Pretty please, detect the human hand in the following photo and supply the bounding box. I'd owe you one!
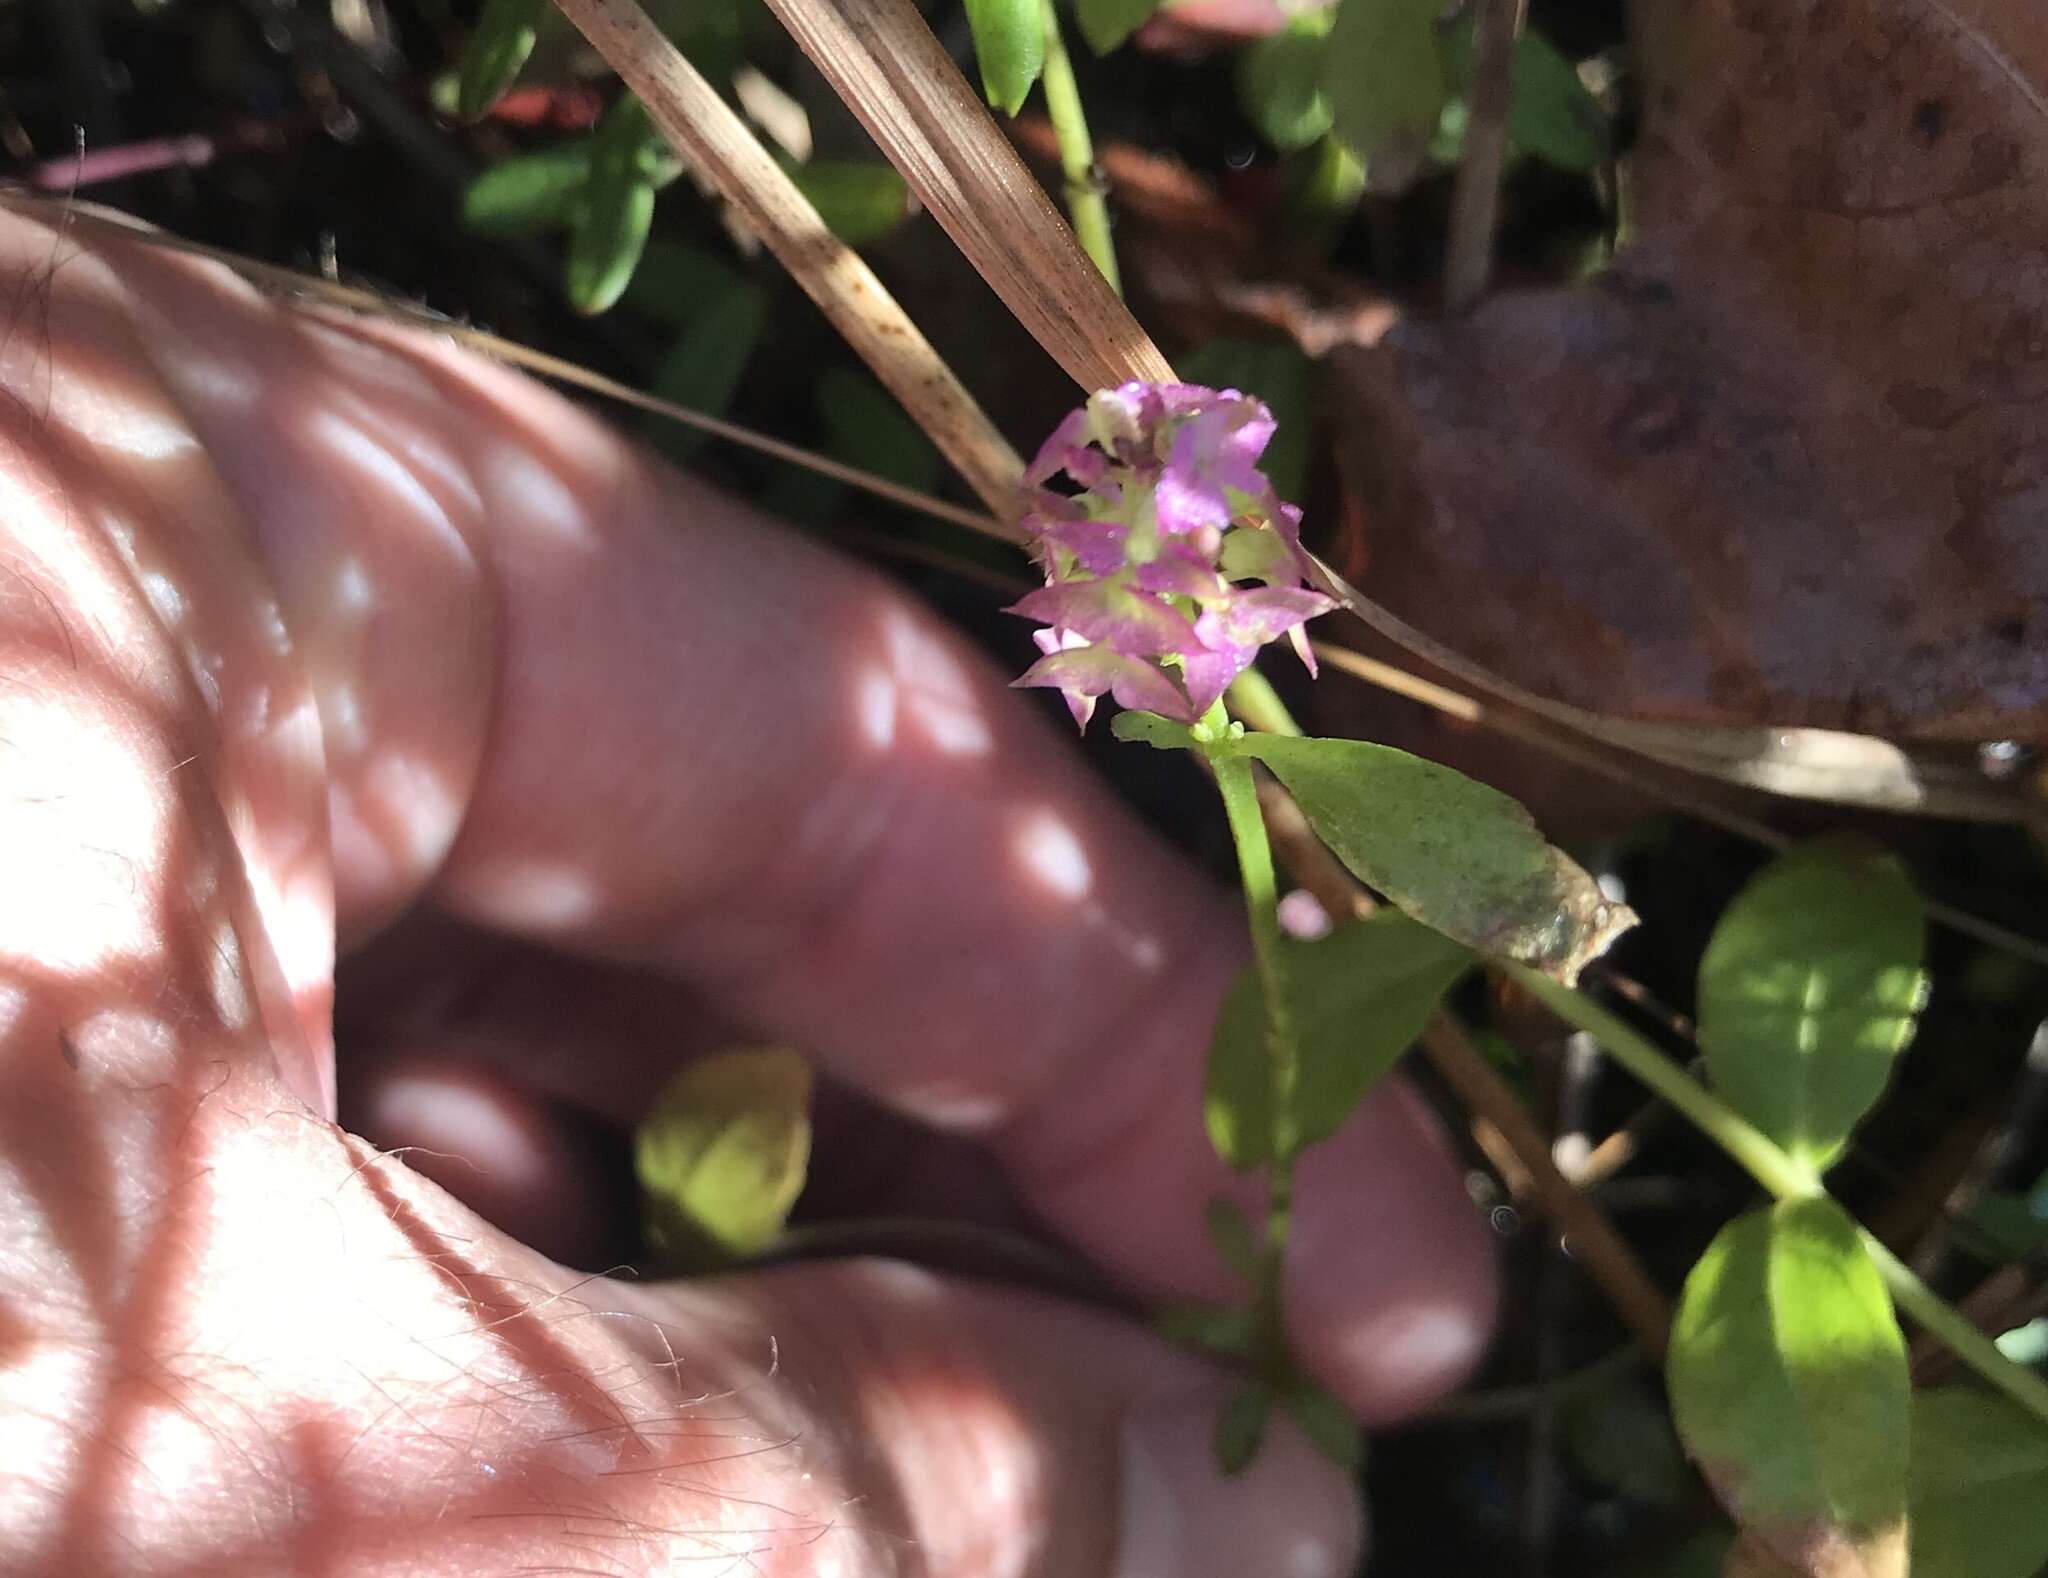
[0,203,1493,1577]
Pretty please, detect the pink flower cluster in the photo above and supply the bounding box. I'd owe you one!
[1010,382,1334,730]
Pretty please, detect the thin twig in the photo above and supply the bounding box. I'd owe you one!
[1422,1015,1675,1354]
[1443,0,1524,313]
[1312,559,2048,837]
[755,0,1173,389]
[551,0,1029,519]
[1910,1021,2048,1276]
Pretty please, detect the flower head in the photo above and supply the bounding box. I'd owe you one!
[1009,382,1334,729]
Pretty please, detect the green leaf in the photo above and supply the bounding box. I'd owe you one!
[644,277,768,461]
[1505,29,1610,170]
[1076,0,1161,55]
[1156,1298,1257,1356]
[1178,337,1314,498]
[1439,22,1609,171]
[1562,1374,1688,1508]
[1110,710,1199,751]
[1283,1383,1364,1471]
[1213,1383,1272,1474]
[1290,133,1368,225]
[1696,840,1928,1172]
[1666,1198,1910,1578]
[1205,910,1472,1169]
[567,97,661,315]
[1320,0,1446,188]
[455,0,544,123]
[964,0,1045,116]
[1634,1530,1736,1578]
[1238,13,1335,152]
[1203,1197,1261,1281]
[785,159,912,247]
[1961,1188,2048,1261]
[461,142,593,234]
[622,241,748,327]
[1909,1388,2048,1578]
[636,1046,814,1265]
[816,367,941,492]
[1222,734,1634,981]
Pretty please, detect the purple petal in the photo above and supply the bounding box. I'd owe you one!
[1168,397,1276,498]
[1035,514,1130,577]
[1179,643,1257,718]
[1155,464,1231,535]
[1025,409,1090,485]
[1014,646,1193,727]
[1132,549,1229,603]
[1086,383,1161,463]
[1009,580,1203,659]
[1287,621,1318,675]
[1195,585,1337,652]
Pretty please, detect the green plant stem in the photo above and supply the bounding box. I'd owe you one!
[1036,0,1121,293]
[1506,965,1820,1203]
[1508,961,2048,1428]
[1225,668,1300,737]
[1862,1233,2048,1423]
[1205,727,1299,1372]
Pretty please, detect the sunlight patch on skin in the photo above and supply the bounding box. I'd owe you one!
[68,1008,179,1082]
[2,492,181,713]
[320,679,367,756]
[150,348,258,412]
[137,568,186,630]
[880,610,993,760]
[304,411,469,564]
[851,1312,1046,1578]
[77,405,198,465]
[891,1083,1008,1133]
[445,858,600,932]
[108,1392,292,1561]
[252,597,291,660]
[0,981,25,1042]
[355,752,464,869]
[0,1338,93,1554]
[205,918,253,1034]
[0,692,172,977]
[482,444,589,547]
[854,667,896,751]
[332,557,376,616]
[1012,809,1092,902]
[1331,1304,1487,1401]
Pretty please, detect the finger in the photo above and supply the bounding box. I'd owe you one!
[34,207,1496,1416]
[343,1044,633,1269]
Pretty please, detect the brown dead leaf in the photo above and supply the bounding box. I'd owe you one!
[1328,0,2048,744]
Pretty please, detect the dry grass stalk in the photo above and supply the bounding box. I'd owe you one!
[1443,0,1525,313]
[758,0,1175,390]
[552,0,1029,526]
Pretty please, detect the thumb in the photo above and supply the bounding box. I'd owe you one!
[617,1258,1367,1578]
[345,1019,1367,1578]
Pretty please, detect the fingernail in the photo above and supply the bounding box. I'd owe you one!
[1117,1389,1364,1578]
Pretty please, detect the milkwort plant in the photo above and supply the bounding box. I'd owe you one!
[1002,379,2048,1578]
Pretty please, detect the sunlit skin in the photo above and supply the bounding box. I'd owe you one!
[0,203,1494,1577]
